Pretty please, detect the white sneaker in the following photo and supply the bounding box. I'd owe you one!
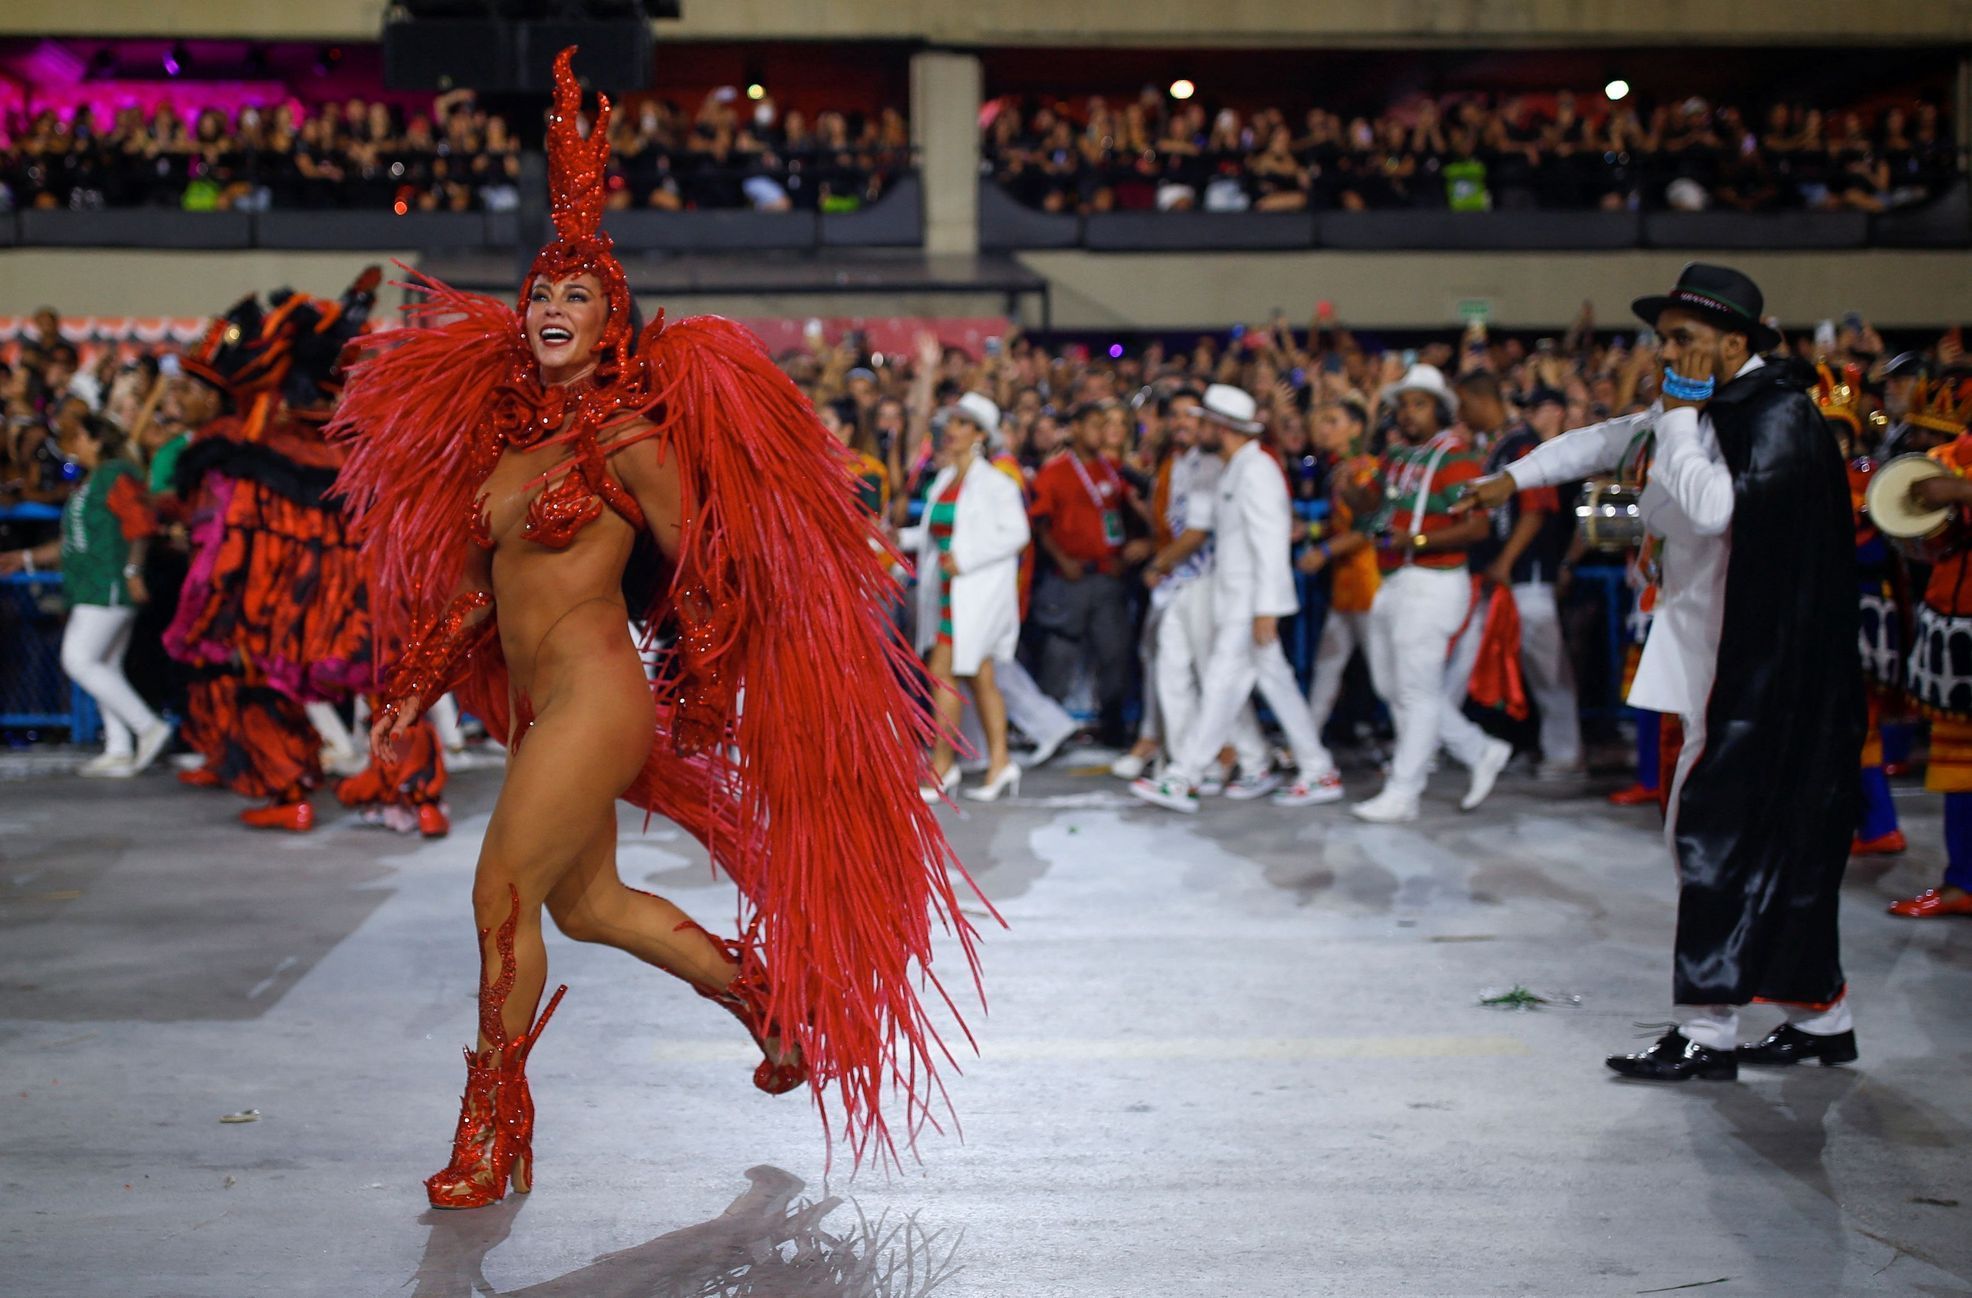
[129,720,176,774]
[1461,739,1514,811]
[1129,774,1199,814]
[169,751,206,771]
[78,752,135,778]
[1274,771,1345,807]
[1351,789,1420,823]
[1110,751,1151,781]
[1224,770,1283,801]
[1196,762,1229,798]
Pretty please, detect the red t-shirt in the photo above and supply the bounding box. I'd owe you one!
[1031,451,1128,570]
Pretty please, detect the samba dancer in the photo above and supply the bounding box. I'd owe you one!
[1461,263,1863,1078]
[332,51,987,1208]
[1885,378,1972,919]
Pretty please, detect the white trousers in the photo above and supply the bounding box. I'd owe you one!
[959,653,1077,758]
[1368,566,1483,802]
[1170,613,1328,785]
[1439,594,1503,771]
[305,702,357,755]
[60,603,161,758]
[1154,578,1223,764]
[1513,582,1582,767]
[1438,578,1588,767]
[1306,607,1373,737]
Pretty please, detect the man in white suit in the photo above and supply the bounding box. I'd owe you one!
[1131,385,1338,813]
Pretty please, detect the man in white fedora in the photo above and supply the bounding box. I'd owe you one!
[1131,384,1338,812]
[1348,363,1513,822]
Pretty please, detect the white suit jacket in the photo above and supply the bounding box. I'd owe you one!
[900,456,1031,675]
[1509,357,1756,717]
[1208,440,1300,623]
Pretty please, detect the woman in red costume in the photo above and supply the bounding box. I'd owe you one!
[332,50,988,1210]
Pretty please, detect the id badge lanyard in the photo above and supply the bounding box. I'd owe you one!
[1071,452,1125,548]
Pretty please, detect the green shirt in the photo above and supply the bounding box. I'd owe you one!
[60,459,146,608]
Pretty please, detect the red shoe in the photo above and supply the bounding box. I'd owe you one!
[1607,783,1658,807]
[1888,888,1972,919]
[239,801,315,832]
[427,885,568,1210]
[417,803,451,838]
[1850,829,1907,857]
[178,767,222,788]
[679,920,809,1095]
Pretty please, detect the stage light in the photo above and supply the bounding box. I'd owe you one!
[1605,79,1631,102]
[163,43,186,78]
[1169,79,1195,101]
[1109,343,1125,359]
[746,83,766,101]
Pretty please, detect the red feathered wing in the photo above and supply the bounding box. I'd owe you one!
[328,269,520,664]
[621,314,992,1167]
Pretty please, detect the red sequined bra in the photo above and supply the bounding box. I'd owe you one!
[467,373,654,551]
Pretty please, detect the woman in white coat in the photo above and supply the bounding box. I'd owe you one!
[902,393,1031,802]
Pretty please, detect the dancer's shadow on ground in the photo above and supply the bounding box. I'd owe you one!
[407,1164,963,1298]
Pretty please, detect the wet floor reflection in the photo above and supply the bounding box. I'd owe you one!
[408,1165,963,1297]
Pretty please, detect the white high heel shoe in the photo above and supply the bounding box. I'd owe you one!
[919,765,961,804]
[963,763,1022,803]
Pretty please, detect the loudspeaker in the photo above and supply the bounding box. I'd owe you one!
[516,20,653,92]
[383,19,513,91]
[384,16,652,92]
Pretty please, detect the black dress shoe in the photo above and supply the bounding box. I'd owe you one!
[1736,1024,1858,1068]
[1606,1029,1738,1082]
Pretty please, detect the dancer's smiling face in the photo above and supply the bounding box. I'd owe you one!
[525,273,606,384]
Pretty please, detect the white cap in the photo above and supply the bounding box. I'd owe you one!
[951,391,1001,435]
[1199,383,1263,434]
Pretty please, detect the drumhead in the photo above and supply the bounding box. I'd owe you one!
[1867,453,1952,539]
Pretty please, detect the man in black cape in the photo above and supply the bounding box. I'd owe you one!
[1462,263,1863,1079]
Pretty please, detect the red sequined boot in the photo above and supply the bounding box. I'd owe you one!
[426,886,567,1210]
[678,920,808,1095]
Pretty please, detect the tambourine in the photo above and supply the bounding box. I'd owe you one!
[1576,481,1645,553]
[1865,452,1957,560]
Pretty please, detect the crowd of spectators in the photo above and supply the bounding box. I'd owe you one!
[0,295,1952,763]
[0,89,911,215]
[782,301,1941,753]
[987,90,1958,216]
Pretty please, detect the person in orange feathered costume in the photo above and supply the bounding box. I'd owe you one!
[330,49,990,1210]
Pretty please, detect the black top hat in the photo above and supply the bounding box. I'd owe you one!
[1632,262,1781,353]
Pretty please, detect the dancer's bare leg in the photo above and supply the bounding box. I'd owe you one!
[966,657,1012,779]
[545,806,738,991]
[544,806,795,1067]
[927,643,963,779]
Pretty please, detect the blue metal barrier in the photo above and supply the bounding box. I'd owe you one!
[0,572,100,739]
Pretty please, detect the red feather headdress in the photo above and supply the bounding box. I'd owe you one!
[518,47,636,386]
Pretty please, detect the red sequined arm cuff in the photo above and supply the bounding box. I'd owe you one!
[379,590,496,724]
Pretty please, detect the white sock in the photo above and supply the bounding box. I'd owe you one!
[1676,1005,1738,1049]
[1785,994,1853,1036]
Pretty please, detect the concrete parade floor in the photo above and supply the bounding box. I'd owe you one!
[1,752,1969,1297]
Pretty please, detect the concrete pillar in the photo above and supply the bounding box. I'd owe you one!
[910,50,982,257]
